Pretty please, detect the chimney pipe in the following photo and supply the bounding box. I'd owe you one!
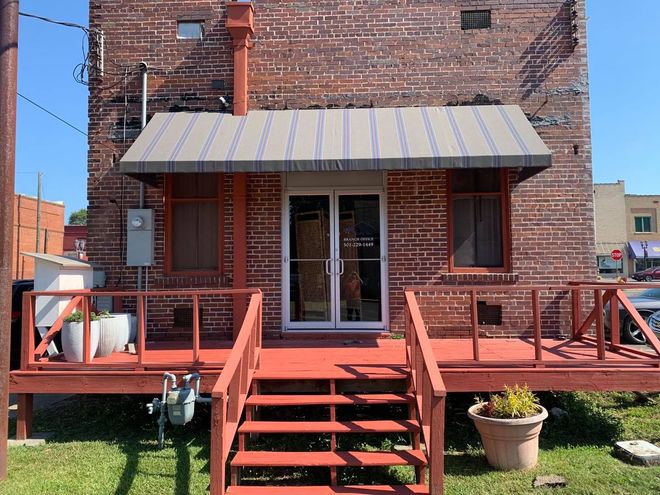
[226,1,255,116]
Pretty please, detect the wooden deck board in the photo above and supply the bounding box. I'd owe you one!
[227,486,429,494]
[11,338,660,394]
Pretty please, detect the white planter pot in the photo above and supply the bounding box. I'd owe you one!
[110,313,131,352]
[128,315,137,343]
[62,320,100,363]
[96,317,118,357]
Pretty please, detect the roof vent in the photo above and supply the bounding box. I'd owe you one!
[461,10,491,30]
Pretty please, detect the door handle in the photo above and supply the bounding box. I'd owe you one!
[325,259,332,275]
[338,259,345,276]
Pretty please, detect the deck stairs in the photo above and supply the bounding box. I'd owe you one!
[226,366,429,495]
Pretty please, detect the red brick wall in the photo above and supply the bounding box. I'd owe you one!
[12,195,65,280]
[88,0,595,339]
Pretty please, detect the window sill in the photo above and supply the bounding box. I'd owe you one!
[154,274,229,289]
[442,272,519,284]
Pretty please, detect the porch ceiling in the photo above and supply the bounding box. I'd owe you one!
[119,105,551,175]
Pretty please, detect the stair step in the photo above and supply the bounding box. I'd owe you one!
[246,393,415,407]
[231,450,427,467]
[239,420,420,434]
[253,369,409,381]
[227,485,429,494]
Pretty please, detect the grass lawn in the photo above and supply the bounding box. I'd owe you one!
[2,391,659,494]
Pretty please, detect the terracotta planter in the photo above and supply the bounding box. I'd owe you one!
[468,403,548,470]
[62,320,100,363]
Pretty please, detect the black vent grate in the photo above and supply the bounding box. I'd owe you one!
[461,10,492,30]
[477,301,502,325]
[173,307,203,329]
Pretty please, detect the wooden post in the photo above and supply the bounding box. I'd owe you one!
[532,289,543,362]
[610,290,621,347]
[192,294,200,363]
[233,173,248,339]
[21,293,34,369]
[82,296,91,364]
[137,295,146,366]
[571,288,579,337]
[429,395,445,495]
[470,290,480,361]
[16,394,33,441]
[594,289,606,360]
[210,396,226,495]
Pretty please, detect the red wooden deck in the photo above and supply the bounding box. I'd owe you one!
[9,284,660,495]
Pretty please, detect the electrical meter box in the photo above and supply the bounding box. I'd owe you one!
[127,209,154,266]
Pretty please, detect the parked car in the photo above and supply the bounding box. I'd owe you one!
[605,287,660,345]
[11,279,34,370]
[648,310,660,341]
[630,266,660,282]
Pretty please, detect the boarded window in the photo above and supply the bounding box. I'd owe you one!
[166,174,223,274]
[449,170,508,271]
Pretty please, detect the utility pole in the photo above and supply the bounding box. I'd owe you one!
[35,171,42,252]
[0,0,20,480]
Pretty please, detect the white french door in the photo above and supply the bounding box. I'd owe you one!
[283,190,387,331]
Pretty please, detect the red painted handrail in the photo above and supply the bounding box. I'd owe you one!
[404,289,446,495]
[209,291,262,495]
[31,296,82,361]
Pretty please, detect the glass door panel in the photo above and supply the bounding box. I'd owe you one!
[336,194,382,325]
[288,195,333,325]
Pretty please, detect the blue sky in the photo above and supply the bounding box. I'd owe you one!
[13,1,660,218]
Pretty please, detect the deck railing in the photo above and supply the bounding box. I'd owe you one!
[404,289,447,495]
[209,290,262,495]
[21,288,260,369]
[407,284,660,367]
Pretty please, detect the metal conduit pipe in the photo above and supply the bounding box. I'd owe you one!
[137,62,148,291]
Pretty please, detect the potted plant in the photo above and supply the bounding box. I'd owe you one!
[96,310,117,358]
[468,384,548,470]
[62,311,100,363]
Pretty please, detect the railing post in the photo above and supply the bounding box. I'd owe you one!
[429,395,445,495]
[21,293,34,369]
[193,294,200,363]
[82,296,91,364]
[137,295,146,366]
[210,395,227,495]
[594,289,606,360]
[470,290,480,361]
[610,290,620,346]
[532,289,543,363]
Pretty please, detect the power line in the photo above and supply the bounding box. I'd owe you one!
[19,11,90,33]
[17,92,87,137]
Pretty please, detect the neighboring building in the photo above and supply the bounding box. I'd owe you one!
[625,193,660,273]
[12,194,65,279]
[594,181,660,277]
[594,181,627,277]
[63,225,88,260]
[88,1,595,339]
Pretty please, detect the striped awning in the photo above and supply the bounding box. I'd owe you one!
[119,105,551,174]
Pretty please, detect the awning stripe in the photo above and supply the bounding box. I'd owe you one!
[197,113,225,171]
[420,107,442,168]
[168,113,201,172]
[497,105,532,167]
[284,110,300,171]
[120,105,552,174]
[472,106,501,168]
[445,107,470,168]
[138,113,176,167]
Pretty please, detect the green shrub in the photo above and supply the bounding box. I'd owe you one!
[478,385,541,419]
[64,311,100,323]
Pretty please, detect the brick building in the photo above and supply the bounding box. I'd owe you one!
[12,194,65,280]
[88,0,595,339]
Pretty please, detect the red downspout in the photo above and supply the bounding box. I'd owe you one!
[226,1,254,117]
[226,2,254,337]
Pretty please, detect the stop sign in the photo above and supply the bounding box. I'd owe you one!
[610,249,623,261]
